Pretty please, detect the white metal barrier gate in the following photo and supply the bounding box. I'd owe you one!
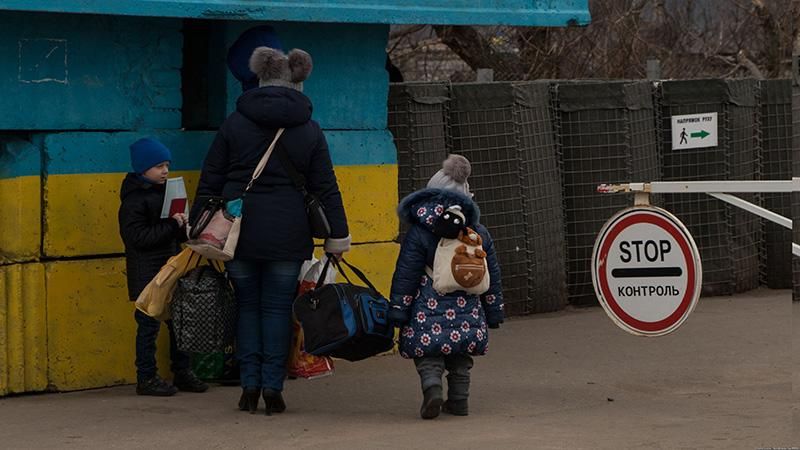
[597,178,799,256]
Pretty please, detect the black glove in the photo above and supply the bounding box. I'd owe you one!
[388,306,410,328]
[486,311,504,330]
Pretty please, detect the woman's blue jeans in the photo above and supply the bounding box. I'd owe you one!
[226,259,302,391]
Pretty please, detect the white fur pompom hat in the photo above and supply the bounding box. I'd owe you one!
[427,154,472,196]
[249,47,313,91]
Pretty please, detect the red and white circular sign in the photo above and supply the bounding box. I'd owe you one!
[591,206,702,337]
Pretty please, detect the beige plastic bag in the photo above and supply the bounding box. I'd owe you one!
[135,248,203,321]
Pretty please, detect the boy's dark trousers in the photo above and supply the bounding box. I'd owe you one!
[414,354,473,400]
[134,309,191,382]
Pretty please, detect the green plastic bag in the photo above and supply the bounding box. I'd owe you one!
[192,345,239,384]
[192,352,224,381]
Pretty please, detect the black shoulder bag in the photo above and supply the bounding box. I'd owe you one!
[274,144,332,239]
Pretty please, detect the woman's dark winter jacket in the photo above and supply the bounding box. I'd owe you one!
[118,174,185,301]
[193,86,349,261]
[390,188,504,359]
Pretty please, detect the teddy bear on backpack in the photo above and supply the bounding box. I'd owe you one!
[426,206,490,295]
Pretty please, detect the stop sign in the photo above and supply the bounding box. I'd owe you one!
[591,206,702,336]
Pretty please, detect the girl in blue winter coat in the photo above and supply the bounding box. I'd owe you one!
[389,154,504,420]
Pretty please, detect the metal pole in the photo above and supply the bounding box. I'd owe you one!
[476,68,494,82]
[598,179,798,194]
[707,193,791,229]
[646,59,661,80]
[597,178,800,256]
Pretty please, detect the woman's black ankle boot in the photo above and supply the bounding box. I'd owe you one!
[238,387,260,414]
[262,388,286,416]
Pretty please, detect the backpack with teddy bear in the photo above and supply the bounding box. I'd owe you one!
[425,206,490,295]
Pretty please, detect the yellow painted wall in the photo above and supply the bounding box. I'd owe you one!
[43,165,397,257]
[335,164,398,244]
[39,242,398,394]
[317,242,400,295]
[3,163,399,395]
[0,176,41,264]
[0,263,47,395]
[45,258,171,391]
[43,171,200,257]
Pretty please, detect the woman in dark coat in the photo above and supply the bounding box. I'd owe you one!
[193,47,350,414]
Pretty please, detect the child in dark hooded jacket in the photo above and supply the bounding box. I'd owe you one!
[389,154,504,419]
[119,137,208,396]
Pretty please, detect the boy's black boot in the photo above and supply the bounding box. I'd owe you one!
[419,385,444,420]
[173,370,209,393]
[442,399,469,416]
[136,375,178,396]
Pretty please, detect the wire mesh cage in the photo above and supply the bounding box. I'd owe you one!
[389,77,788,313]
[512,82,568,313]
[659,79,762,296]
[793,83,800,302]
[389,81,568,316]
[758,79,792,289]
[388,83,450,241]
[554,81,660,306]
[446,83,531,315]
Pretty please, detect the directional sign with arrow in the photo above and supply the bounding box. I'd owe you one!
[671,112,718,150]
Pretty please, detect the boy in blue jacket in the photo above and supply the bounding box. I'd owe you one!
[389,155,504,419]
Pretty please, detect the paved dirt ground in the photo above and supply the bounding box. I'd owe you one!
[0,288,794,449]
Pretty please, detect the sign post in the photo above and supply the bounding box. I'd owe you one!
[591,206,702,336]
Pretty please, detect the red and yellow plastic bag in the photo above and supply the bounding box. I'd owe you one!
[288,256,337,379]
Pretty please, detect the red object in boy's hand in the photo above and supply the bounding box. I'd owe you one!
[169,198,187,217]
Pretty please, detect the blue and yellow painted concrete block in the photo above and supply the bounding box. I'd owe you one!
[0,136,41,264]
[0,263,47,395]
[42,130,398,257]
[0,12,182,131]
[42,131,212,257]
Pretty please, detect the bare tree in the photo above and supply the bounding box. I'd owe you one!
[393,0,797,81]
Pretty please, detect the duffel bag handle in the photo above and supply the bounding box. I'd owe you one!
[315,255,335,288]
[314,254,381,296]
[332,256,382,296]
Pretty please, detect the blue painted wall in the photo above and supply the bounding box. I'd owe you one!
[0,136,40,179]
[41,129,396,176]
[0,1,591,26]
[0,11,182,130]
[217,22,390,130]
[0,12,390,132]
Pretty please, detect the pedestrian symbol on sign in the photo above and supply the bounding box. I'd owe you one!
[671,112,718,150]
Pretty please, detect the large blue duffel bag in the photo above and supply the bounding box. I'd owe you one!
[293,257,394,362]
